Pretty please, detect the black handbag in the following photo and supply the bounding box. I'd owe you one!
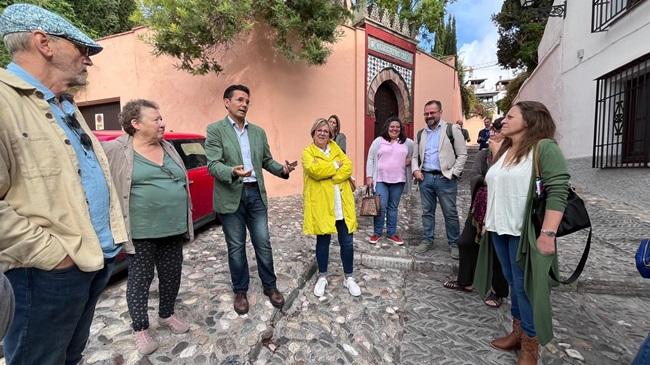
[531,142,591,285]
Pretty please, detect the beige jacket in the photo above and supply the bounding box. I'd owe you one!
[0,69,128,273]
[101,134,194,253]
[411,120,468,179]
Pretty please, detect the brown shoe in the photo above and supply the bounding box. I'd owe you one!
[233,292,249,315]
[517,333,539,365]
[263,288,285,309]
[491,319,522,351]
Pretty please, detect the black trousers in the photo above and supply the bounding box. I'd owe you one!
[457,241,509,297]
[126,235,184,331]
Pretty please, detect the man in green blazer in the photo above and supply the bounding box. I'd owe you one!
[205,84,296,315]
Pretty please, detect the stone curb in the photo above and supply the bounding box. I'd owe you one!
[360,253,650,298]
[247,261,318,363]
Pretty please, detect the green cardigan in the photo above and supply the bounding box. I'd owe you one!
[205,117,288,214]
[474,139,569,345]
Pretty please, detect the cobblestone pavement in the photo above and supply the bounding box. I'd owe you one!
[73,157,650,365]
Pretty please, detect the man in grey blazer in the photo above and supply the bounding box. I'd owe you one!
[205,84,296,315]
[411,100,467,258]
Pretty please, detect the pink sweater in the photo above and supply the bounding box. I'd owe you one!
[376,140,408,183]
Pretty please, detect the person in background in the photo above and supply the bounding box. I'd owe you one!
[365,117,414,246]
[328,114,347,153]
[0,4,129,364]
[303,118,360,298]
[443,118,508,309]
[477,117,491,150]
[475,101,570,365]
[103,99,193,355]
[456,120,471,143]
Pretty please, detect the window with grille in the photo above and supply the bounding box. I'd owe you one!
[593,53,650,168]
[591,0,645,33]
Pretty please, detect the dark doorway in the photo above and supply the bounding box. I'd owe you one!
[79,101,121,131]
[374,82,399,138]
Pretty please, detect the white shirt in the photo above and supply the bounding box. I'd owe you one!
[484,150,533,236]
[320,145,344,220]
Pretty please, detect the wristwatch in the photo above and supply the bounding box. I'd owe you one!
[540,229,556,238]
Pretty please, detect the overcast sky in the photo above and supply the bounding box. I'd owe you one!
[446,0,517,90]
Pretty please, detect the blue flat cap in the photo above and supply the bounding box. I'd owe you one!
[0,3,102,56]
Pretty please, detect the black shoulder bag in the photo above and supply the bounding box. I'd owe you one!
[531,142,591,285]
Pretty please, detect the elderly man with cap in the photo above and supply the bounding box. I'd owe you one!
[0,4,128,365]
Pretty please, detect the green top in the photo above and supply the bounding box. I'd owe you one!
[129,151,188,239]
[474,139,569,345]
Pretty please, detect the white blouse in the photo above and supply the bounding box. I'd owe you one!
[484,149,533,236]
[320,145,344,221]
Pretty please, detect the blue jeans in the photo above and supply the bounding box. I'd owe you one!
[219,186,277,293]
[490,232,536,337]
[632,332,650,365]
[373,182,405,236]
[3,259,114,365]
[419,173,460,247]
[316,220,354,275]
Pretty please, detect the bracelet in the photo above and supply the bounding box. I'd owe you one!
[540,229,556,237]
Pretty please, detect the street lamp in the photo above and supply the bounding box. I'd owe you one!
[520,0,567,18]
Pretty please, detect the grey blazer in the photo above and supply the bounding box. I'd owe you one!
[101,134,194,254]
[411,120,468,179]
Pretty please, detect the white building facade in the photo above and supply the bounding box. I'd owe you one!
[516,0,649,167]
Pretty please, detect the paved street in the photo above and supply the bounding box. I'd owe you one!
[65,157,649,364]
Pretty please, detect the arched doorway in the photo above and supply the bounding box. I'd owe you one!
[374,82,399,138]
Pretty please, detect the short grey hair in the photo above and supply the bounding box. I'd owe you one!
[3,32,32,55]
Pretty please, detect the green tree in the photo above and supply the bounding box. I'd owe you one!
[1,0,136,66]
[138,0,351,75]
[431,15,455,57]
[492,0,551,111]
[68,0,136,38]
[370,0,451,36]
[492,0,551,70]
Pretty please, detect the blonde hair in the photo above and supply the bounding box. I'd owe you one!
[310,118,333,139]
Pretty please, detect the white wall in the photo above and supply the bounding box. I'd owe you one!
[517,0,650,159]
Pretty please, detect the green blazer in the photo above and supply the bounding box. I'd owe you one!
[205,117,288,214]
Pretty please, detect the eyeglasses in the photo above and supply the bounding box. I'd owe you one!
[50,35,91,57]
[160,165,182,183]
[63,115,94,151]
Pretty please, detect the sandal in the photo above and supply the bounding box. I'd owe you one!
[443,280,473,292]
[484,291,503,308]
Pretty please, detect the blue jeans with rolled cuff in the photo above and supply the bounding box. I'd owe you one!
[373,182,405,237]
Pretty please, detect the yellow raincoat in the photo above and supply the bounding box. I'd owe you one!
[302,141,357,235]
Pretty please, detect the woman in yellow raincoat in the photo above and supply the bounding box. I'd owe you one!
[302,118,360,298]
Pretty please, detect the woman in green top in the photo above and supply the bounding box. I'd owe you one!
[479,101,569,365]
[103,100,193,355]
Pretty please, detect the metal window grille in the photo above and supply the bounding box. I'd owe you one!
[593,53,650,168]
[592,0,645,32]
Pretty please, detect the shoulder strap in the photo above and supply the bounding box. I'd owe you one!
[447,123,457,158]
[417,129,423,145]
[550,228,591,285]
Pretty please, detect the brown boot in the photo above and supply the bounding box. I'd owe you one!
[517,333,539,365]
[491,319,521,351]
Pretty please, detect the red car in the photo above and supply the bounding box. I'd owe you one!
[94,130,216,273]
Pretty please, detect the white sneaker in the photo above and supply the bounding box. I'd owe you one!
[313,277,328,297]
[343,277,361,297]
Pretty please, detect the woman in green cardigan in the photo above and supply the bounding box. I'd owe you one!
[476,101,569,365]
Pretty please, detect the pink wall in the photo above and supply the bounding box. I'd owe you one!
[412,51,462,134]
[77,26,461,197]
